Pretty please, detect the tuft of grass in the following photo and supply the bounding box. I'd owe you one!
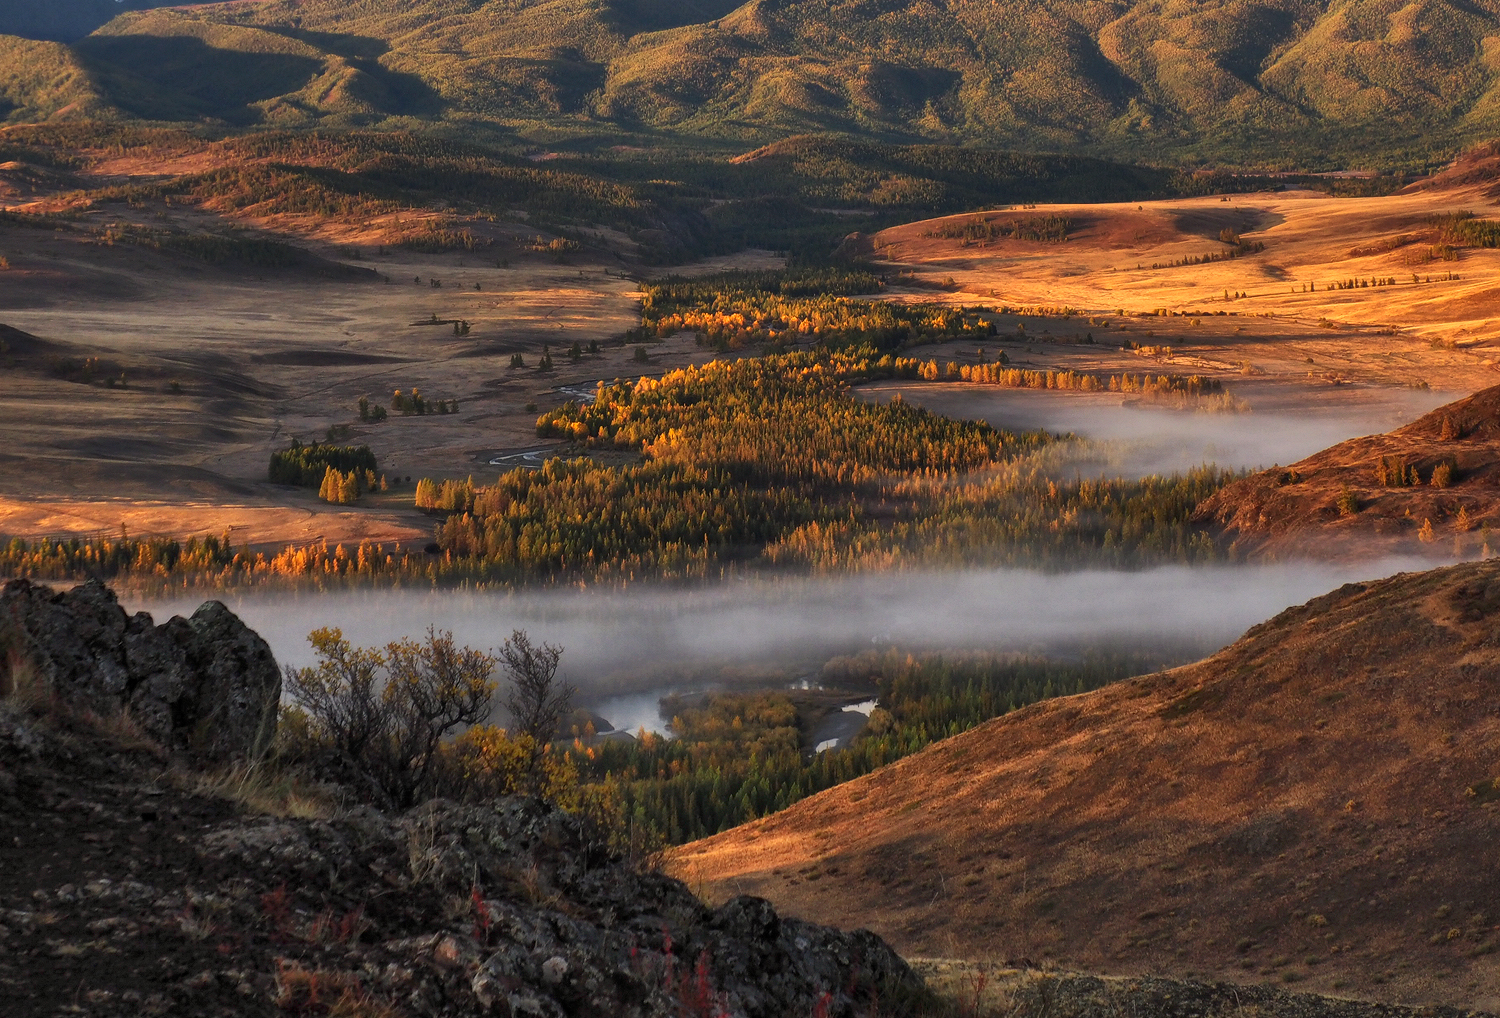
[86,705,168,758]
[0,648,170,757]
[171,758,338,819]
[0,641,48,709]
[274,960,400,1017]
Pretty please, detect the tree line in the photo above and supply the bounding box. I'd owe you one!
[636,282,992,352]
[423,350,1230,580]
[925,213,1072,245]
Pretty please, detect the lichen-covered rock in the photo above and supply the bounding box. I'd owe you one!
[0,578,278,760]
[200,797,923,1018]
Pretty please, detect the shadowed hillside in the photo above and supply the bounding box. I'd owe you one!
[671,559,1500,1008]
[1197,385,1500,558]
[2,0,1498,163]
[0,123,1242,262]
[0,1,235,43]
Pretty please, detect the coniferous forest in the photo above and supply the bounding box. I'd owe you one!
[568,649,1165,844]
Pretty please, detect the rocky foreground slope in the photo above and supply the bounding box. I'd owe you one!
[1196,385,1500,559]
[0,579,919,1018]
[671,559,1500,1009]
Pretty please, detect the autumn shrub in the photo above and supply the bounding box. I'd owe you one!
[274,960,400,1017]
[284,627,496,809]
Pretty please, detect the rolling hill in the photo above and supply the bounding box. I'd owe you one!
[1196,384,1500,559]
[0,36,106,124]
[1,0,1498,165]
[0,1,234,44]
[670,558,1500,1007]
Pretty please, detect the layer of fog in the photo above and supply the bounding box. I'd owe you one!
[859,383,1455,478]
[128,556,1445,733]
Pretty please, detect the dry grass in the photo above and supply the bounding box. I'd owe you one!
[1197,384,1500,557]
[405,806,442,883]
[168,757,339,820]
[0,641,47,710]
[84,704,169,758]
[867,177,1500,395]
[275,960,401,1018]
[0,497,431,552]
[0,638,333,817]
[0,649,171,758]
[0,192,663,546]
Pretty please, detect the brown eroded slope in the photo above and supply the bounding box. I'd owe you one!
[1197,385,1500,558]
[671,560,1500,1009]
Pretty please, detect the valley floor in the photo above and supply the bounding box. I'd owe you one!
[3,148,1500,559]
[5,166,1498,554]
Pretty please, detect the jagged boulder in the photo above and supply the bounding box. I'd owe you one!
[0,578,278,760]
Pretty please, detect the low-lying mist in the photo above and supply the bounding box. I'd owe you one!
[861,383,1454,478]
[128,557,1444,730]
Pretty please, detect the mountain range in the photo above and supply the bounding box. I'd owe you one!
[3,0,1499,166]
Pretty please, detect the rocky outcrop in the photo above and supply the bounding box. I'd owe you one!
[0,699,924,1018]
[194,798,919,1018]
[0,578,278,761]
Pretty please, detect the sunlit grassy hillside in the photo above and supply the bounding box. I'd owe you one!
[0,36,106,123]
[2,0,1498,165]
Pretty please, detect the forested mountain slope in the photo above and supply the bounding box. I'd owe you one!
[1,0,1498,164]
[671,559,1500,1007]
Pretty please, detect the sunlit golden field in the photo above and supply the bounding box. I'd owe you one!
[868,169,1500,394]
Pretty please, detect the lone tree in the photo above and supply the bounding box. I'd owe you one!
[500,629,573,766]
